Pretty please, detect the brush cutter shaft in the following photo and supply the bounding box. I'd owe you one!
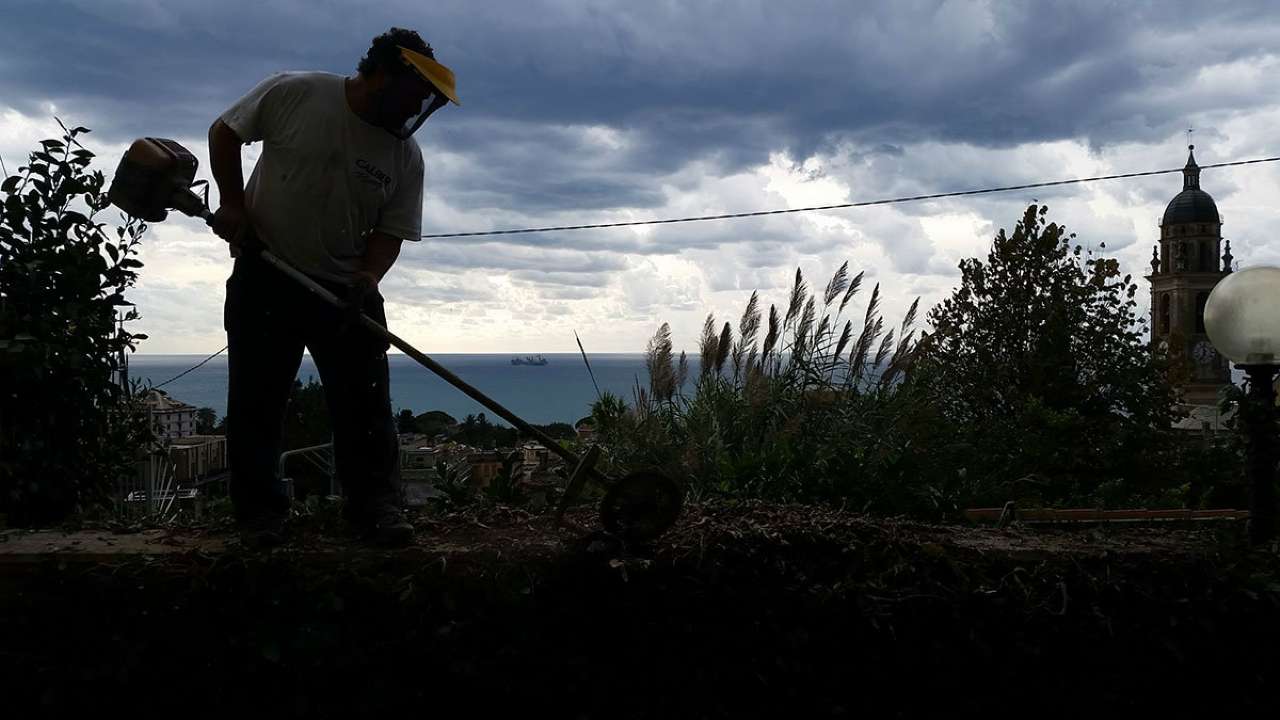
[237,238,600,481]
[358,310,593,475]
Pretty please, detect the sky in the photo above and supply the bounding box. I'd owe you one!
[3,0,1280,354]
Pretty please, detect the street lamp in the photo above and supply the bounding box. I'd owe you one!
[1204,266,1280,544]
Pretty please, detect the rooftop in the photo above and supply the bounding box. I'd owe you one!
[140,388,197,413]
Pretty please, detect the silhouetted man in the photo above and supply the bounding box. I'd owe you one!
[207,27,460,547]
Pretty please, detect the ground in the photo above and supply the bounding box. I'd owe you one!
[1,502,1277,717]
[0,501,1236,560]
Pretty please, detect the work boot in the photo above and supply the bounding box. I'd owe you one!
[236,513,288,550]
[349,503,414,547]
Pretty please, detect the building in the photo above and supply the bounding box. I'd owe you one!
[1146,145,1234,408]
[466,450,506,489]
[140,389,198,441]
[574,417,596,442]
[520,443,553,472]
[122,391,226,508]
[395,436,563,503]
[169,435,229,485]
[399,435,442,484]
[126,433,227,508]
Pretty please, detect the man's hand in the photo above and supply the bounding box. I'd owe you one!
[210,204,254,258]
[338,270,380,335]
[350,270,379,299]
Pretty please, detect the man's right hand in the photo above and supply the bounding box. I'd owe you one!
[210,204,252,257]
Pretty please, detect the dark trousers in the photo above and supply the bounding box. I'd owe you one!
[224,252,400,521]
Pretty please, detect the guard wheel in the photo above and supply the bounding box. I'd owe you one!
[599,470,683,543]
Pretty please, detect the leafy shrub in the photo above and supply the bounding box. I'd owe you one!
[432,457,475,508]
[0,122,150,526]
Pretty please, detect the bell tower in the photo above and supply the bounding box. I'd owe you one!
[1147,145,1233,406]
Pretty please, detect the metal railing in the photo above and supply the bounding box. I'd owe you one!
[277,442,336,498]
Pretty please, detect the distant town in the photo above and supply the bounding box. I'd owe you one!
[127,387,589,516]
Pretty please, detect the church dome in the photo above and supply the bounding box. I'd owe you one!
[1163,188,1219,226]
[1162,146,1219,227]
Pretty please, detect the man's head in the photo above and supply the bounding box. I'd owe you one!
[357,28,459,139]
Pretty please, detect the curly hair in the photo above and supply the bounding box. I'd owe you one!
[357,27,434,77]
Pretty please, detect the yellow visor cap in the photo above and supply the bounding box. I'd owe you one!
[399,46,460,106]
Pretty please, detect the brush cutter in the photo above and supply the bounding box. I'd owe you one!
[107,137,683,543]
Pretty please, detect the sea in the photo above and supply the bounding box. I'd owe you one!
[128,353,663,425]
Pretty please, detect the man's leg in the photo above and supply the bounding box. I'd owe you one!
[225,255,306,526]
[307,290,408,542]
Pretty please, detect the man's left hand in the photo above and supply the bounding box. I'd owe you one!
[339,270,380,334]
[352,270,379,293]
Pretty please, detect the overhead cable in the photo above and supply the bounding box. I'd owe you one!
[420,156,1280,240]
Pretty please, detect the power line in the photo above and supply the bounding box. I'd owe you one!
[157,154,1280,381]
[419,156,1280,240]
[152,345,227,389]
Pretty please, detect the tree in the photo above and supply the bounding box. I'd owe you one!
[282,376,332,450]
[912,204,1181,506]
[277,376,333,500]
[196,407,219,435]
[416,410,457,437]
[395,408,418,434]
[454,412,525,448]
[533,422,575,440]
[0,123,151,525]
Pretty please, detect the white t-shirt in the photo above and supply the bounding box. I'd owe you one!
[219,71,424,284]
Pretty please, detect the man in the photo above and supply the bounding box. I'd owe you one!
[207,28,460,547]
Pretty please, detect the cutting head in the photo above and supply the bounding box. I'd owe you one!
[600,471,684,543]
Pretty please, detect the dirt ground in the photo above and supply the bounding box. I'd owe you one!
[0,501,1243,565]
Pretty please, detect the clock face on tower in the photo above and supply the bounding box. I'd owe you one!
[1193,340,1216,364]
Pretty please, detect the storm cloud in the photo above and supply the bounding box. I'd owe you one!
[2,0,1279,352]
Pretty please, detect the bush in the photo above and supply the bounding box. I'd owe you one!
[0,122,150,526]
[590,262,951,514]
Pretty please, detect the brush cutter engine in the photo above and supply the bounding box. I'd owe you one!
[107,138,210,223]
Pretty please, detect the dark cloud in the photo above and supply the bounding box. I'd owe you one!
[4,0,1277,224]
[429,119,667,212]
[3,0,1274,338]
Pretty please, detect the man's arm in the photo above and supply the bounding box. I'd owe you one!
[207,119,250,252]
[339,231,403,330]
[208,72,291,252]
[208,119,246,210]
[361,231,404,283]
[366,145,422,283]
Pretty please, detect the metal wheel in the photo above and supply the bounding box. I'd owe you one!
[599,471,684,543]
